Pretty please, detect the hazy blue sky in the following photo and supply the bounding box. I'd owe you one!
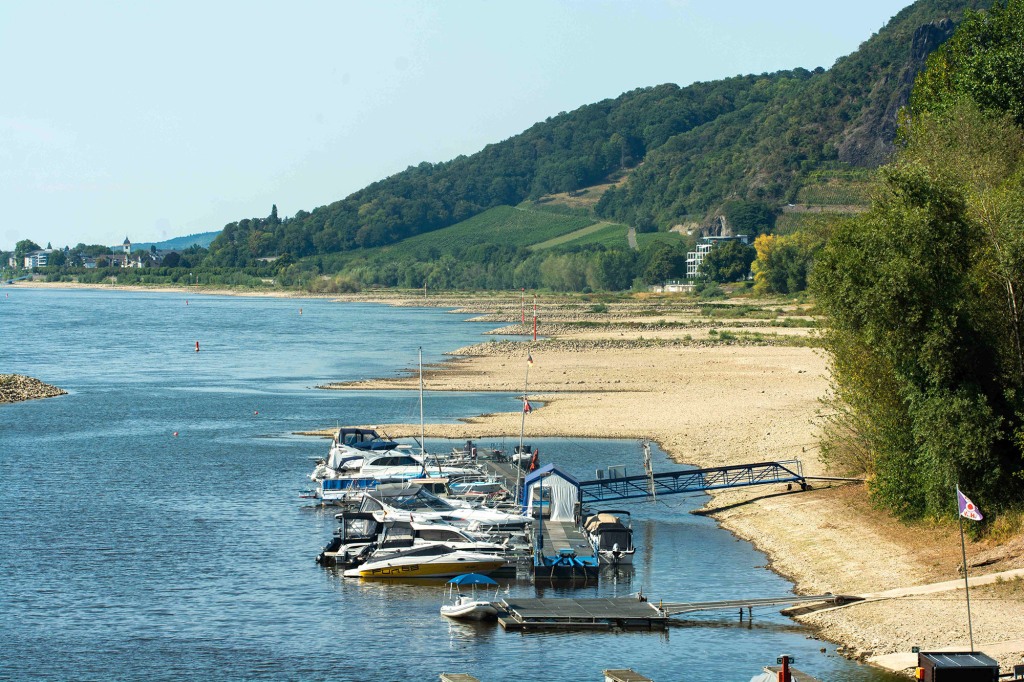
[2,1,914,251]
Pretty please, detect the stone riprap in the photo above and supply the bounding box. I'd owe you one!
[0,374,67,404]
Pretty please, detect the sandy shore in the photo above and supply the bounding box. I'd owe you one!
[320,292,1023,674]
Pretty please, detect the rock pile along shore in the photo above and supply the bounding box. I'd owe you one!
[0,374,67,404]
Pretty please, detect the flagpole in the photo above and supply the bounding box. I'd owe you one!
[533,295,537,341]
[958,507,975,651]
[516,357,530,511]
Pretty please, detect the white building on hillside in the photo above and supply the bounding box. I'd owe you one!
[686,235,750,279]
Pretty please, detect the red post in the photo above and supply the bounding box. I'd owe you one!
[778,655,791,682]
[521,288,525,325]
[533,295,537,341]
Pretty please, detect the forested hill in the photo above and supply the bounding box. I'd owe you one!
[206,0,989,267]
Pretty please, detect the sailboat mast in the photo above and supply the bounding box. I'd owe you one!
[419,347,425,457]
[520,361,529,452]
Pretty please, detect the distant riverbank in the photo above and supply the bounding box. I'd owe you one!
[0,374,66,404]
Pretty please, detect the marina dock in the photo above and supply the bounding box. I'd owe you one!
[494,594,846,632]
[533,519,600,579]
[497,597,669,630]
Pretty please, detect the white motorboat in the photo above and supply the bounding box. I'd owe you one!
[583,510,635,566]
[310,427,403,481]
[356,452,479,480]
[362,484,531,531]
[440,573,500,620]
[448,478,504,496]
[342,544,506,579]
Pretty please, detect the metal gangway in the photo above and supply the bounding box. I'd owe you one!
[578,459,806,504]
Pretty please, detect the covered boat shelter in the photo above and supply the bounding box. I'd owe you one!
[521,464,581,521]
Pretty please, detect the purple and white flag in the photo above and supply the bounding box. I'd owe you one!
[957,487,983,522]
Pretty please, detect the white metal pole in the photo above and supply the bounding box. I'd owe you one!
[959,512,975,650]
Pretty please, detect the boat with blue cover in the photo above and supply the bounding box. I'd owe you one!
[440,573,500,620]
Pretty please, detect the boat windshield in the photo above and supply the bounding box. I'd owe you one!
[386,488,454,512]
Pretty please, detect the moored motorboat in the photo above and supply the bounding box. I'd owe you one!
[310,427,403,481]
[343,544,506,579]
[583,510,635,566]
[448,479,504,495]
[440,573,499,620]
[361,483,531,531]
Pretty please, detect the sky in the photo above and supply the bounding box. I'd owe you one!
[1,0,916,252]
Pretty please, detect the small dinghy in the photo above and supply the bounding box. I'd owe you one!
[440,573,499,621]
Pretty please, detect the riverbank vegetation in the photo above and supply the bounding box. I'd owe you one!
[813,0,1024,522]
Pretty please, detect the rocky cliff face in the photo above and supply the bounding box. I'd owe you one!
[838,18,957,167]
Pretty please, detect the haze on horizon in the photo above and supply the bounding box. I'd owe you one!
[2,0,913,252]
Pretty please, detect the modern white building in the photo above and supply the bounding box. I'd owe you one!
[685,235,750,279]
[23,249,53,268]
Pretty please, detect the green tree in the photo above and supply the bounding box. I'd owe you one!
[722,200,777,236]
[641,242,685,283]
[751,231,823,294]
[699,240,755,282]
[813,101,1024,518]
[14,239,41,263]
[912,0,1024,126]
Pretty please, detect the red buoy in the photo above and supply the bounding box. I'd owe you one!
[173,431,179,437]
[195,341,200,352]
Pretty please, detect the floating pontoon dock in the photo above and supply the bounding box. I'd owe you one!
[498,597,668,630]
[495,593,846,632]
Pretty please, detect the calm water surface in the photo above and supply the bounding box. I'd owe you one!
[0,288,900,681]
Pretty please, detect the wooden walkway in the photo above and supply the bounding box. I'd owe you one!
[479,458,521,494]
[534,519,599,579]
[494,594,846,632]
[498,597,668,630]
[659,594,843,616]
[761,666,820,682]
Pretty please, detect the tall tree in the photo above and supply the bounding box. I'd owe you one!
[813,93,1024,518]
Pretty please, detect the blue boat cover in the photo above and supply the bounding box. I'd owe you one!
[447,573,498,586]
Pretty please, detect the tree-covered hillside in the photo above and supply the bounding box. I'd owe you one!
[205,0,988,270]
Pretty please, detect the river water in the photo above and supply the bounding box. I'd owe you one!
[0,288,900,681]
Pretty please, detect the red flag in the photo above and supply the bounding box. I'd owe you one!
[527,352,534,366]
[523,398,532,413]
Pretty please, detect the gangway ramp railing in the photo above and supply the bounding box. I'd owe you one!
[579,460,806,504]
[657,593,840,617]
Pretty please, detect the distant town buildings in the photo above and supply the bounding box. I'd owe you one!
[6,237,180,271]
